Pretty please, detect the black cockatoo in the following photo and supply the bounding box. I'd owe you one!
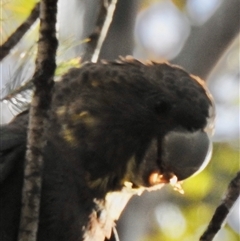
[0,57,215,241]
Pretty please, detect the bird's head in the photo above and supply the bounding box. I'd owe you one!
[51,56,215,195]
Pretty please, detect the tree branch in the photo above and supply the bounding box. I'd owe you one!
[172,0,240,79]
[200,171,240,241]
[18,0,58,240]
[81,0,118,63]
[0,3,40,61]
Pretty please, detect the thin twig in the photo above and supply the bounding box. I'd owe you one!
[0,3,40,61]
[200,171,240,241]
[1,78,33,102]
[113,226,120,241]
[82,0,118,63]
[18,0,58,240]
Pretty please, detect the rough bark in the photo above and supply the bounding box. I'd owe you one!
[18,0,58,240]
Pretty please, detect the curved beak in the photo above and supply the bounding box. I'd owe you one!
[161,129,213,181]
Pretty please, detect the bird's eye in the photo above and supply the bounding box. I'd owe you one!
[155,100,171,114]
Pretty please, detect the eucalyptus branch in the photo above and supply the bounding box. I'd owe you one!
[18,0,58,240]
[82,0,118,63]
[200,171,240,241]
[0,3,40,61]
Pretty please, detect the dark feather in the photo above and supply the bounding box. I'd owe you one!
[0,58,215,241]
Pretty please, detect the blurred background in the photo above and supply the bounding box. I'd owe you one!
[1,0,239,240]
